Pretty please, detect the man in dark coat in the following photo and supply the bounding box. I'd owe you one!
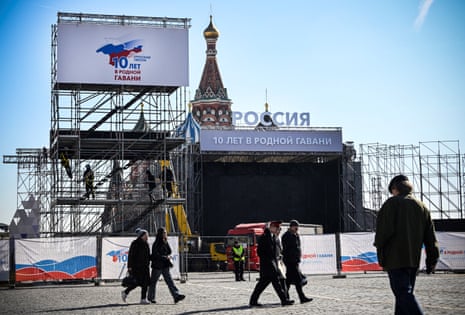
[121,228,151,304]
[375,175,439,314]
[249,221,294,307]
[282,219,312,304]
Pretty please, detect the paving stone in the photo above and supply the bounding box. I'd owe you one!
[1,272,464,315]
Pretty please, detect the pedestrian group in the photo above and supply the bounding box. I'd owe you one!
[122,227,185,305]
[122,174,439,314]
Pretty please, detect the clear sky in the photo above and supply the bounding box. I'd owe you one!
[0,0,464,225]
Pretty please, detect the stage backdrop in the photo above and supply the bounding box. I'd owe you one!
[340,232,382,272]
[101,236,180,280]
[15,237,97,282]
[300,234,337,274]
[0,240,9,281]
[201,160,341,236]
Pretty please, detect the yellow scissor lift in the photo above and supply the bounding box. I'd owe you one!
[161,160,226,279]
[160,160,191,282]
[160,160,191,236]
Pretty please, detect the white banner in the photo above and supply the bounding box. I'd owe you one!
[200,129,342,153]
[340,232,382,272]
[300,234,337,275]
[57,23,189,87]
[0,240,9,281]
[420,232,465,271]
[102,236,180,280]
[15,237,97,282]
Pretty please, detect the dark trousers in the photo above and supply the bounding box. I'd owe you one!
[387,268,423,315]
[85,183,94,199]
[250,274,287,304]
[148,267,180,301]
[124,283,148,300]
[285,263,307,301]
[285,278,306,301]
[234,260,244,280]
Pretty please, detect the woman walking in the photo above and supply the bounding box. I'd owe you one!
[121,228,151,304]
[148,227,186,304]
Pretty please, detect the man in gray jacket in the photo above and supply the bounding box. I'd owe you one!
[375,175,439,315]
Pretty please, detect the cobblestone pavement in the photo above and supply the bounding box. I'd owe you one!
[1,272,464,315]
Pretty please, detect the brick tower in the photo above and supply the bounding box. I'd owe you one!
[191,16,232,126]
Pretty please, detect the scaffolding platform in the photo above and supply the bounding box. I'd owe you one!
[54,130,185,160]
[54,197,185,206]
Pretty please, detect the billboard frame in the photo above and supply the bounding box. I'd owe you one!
[53,12,191,92]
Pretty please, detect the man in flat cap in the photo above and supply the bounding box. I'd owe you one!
[282,219,312,304]
[375,175,439,314]
[249,220,294,307]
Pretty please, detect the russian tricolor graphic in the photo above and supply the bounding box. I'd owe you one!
[341,251,382,272]
[16,256,97,281]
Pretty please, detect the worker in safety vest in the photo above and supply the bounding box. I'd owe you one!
[83,164,95,199]
[232,240,245,281]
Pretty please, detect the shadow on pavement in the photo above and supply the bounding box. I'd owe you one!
[178,303,283,314]
[43,303,127,312]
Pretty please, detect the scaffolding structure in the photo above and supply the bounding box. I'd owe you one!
[41,12,192,236]
[4,12,463,238]
[341,142,366,232]
[3,149,51,237]
[360,140,464,220]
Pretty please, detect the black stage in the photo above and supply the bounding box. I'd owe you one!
[199,158,342,236]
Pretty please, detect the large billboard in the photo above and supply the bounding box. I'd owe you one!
[200,129,342,153]
[57,23,189,88]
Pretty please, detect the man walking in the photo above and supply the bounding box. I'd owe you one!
[249,220,294,307]
[282,219,312,304]
[375,175,439,315]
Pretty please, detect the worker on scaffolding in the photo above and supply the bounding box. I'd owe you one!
[146,169,157,203]
[83,164,95,199]
[59,148,72,179]
[160,166,174,198]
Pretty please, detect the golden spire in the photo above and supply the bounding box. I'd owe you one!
[203,15,219,39]
[264,89,269,112]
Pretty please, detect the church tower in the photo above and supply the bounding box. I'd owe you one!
[191,16,232,126]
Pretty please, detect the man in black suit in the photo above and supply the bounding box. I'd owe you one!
[249,220,294,307]
[282,219,313,304]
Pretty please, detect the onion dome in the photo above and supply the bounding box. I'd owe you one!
[133,103,150,132]
[203,15,219,39]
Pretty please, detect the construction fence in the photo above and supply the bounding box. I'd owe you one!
[0,232,464,285]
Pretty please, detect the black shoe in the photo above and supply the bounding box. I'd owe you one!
[249,302,263,307]
[149,300,156,304]
[174,294,185,303]
[241,278,246,281]
[281,299,295,306]
[300,297,313,304]
[285,290,290,300]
